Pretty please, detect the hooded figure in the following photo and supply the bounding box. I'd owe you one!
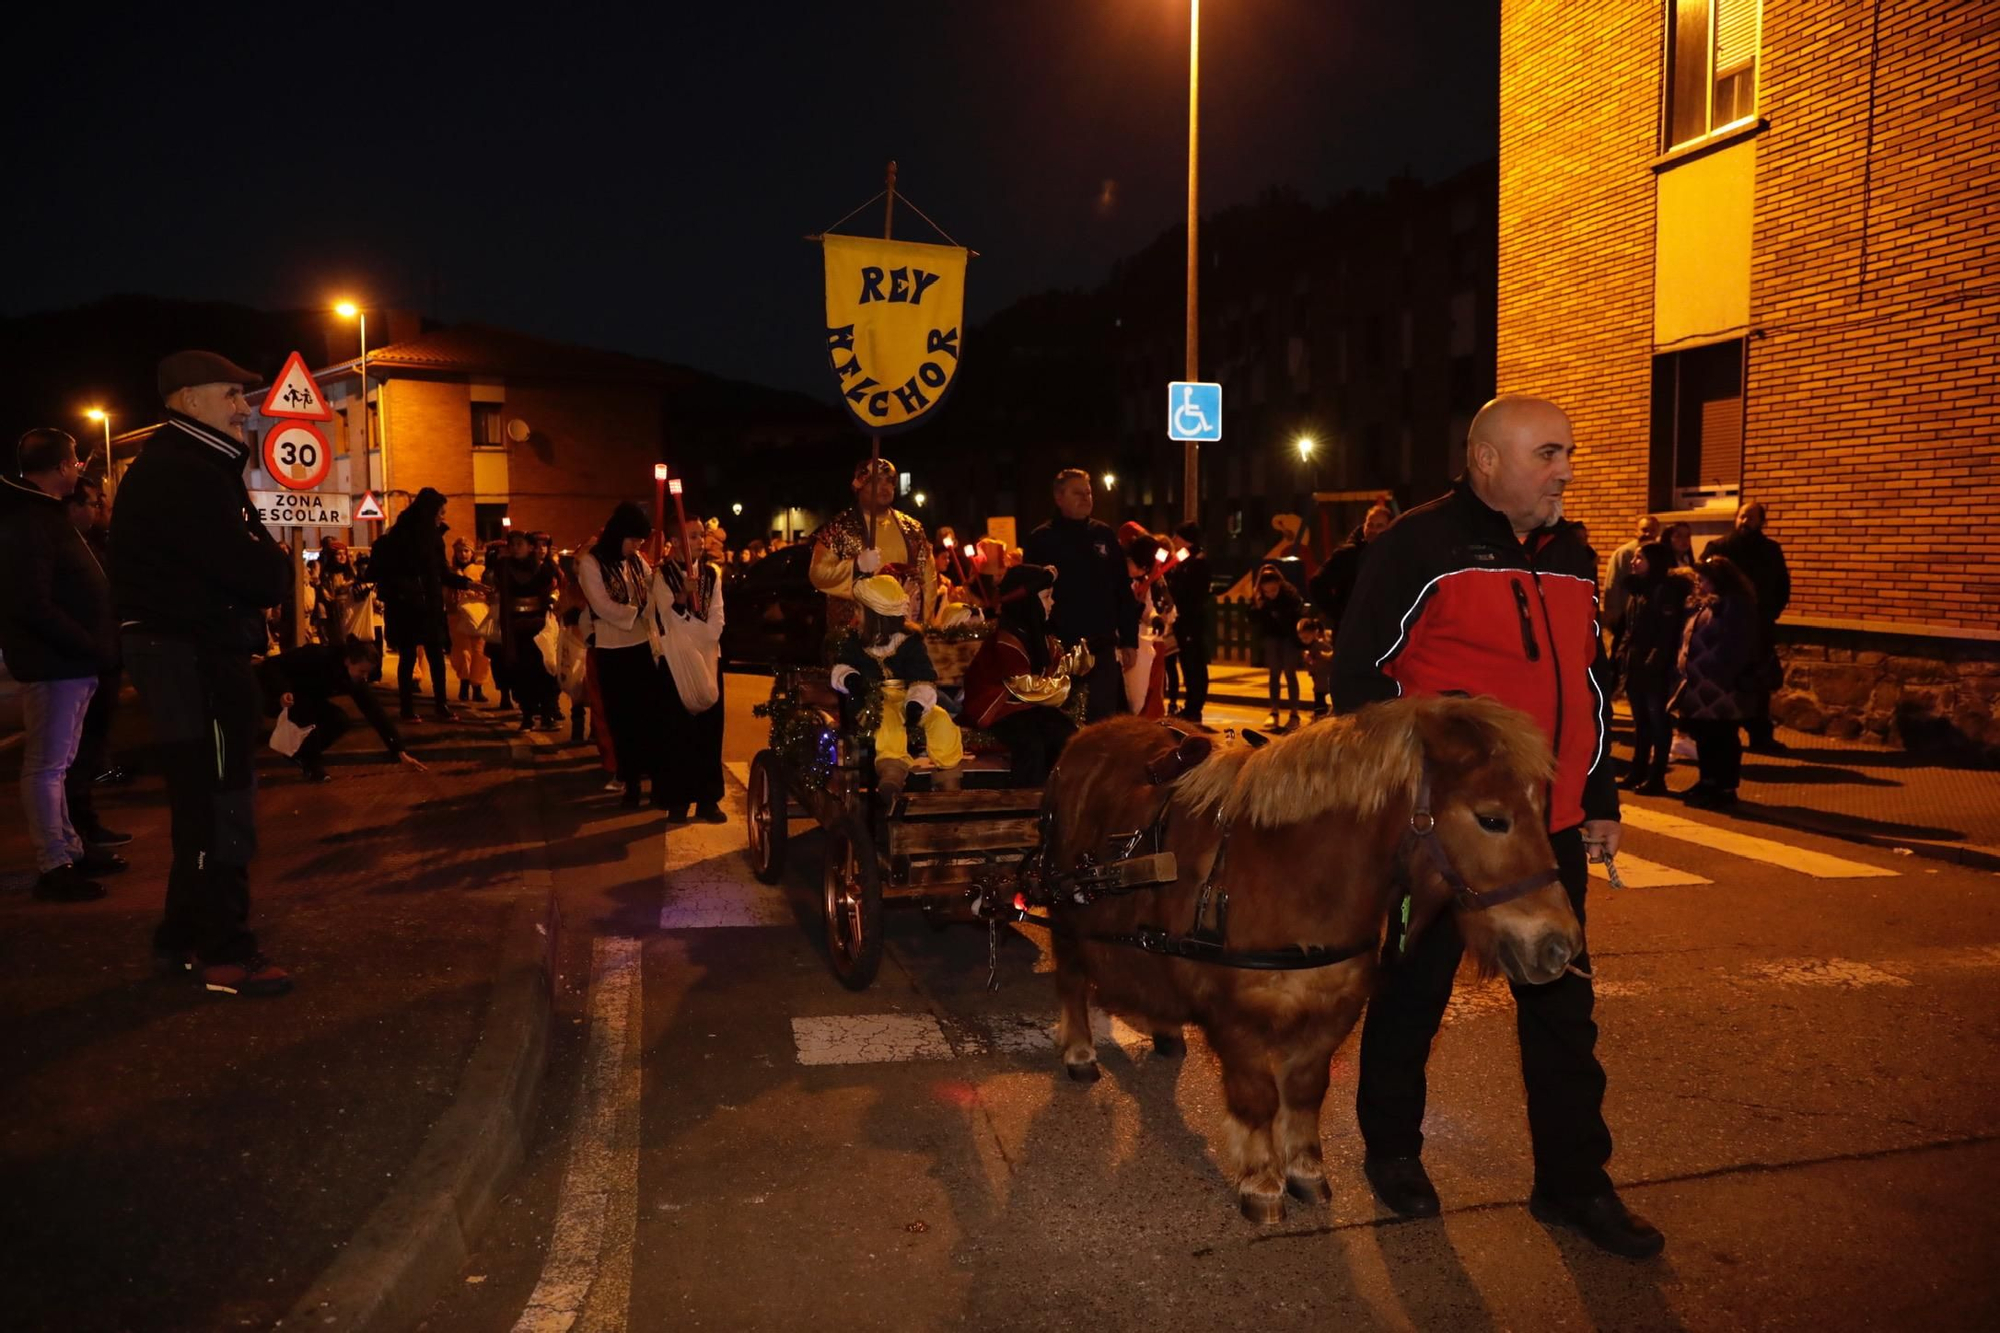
[368,487,476,720]
[961,563,1087,785]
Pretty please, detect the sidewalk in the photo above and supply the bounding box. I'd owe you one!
[0,681,556,1333]
[1201,660,2000,868]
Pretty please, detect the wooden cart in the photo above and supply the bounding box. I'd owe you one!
[745,638,1049,990]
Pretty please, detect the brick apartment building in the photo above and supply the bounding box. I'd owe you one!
[1499,0,1999,752]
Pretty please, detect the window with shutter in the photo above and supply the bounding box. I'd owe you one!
[1651,338,1745,506]
[1663,0,1760,149]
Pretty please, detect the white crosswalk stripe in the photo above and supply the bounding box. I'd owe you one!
[1620,805,1898,879]
[1590,850,1711,887]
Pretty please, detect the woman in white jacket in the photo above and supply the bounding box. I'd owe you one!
[579,503,664,808]
[648,517,727,823]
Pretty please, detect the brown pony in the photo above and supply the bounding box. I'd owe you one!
[1041,695,1583,1222]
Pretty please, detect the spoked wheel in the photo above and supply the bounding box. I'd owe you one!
[747,750,787,884]
[822,821,884,990]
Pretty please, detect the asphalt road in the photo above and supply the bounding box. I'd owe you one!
[419,673,2000,1332]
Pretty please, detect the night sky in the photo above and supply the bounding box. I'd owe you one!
[10,1,1497,399]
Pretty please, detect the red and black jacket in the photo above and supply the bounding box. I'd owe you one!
[1331,479,1618,833]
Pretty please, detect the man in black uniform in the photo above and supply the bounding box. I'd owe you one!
[113,350,295,998]
[1021,469,1138,723]
[1332,394,1663,1258]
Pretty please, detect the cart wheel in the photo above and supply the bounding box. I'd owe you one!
[823,822,885,990]
[747,750,787,884]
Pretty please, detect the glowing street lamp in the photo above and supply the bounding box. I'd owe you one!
[1102,472,1117,491]
[913,491,928,508]
[1296,435,1316,461]
[336,300,372,479]
[732,502,744,516]
[83,407,111,469]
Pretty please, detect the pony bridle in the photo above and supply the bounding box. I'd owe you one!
[1404,763,1561,912]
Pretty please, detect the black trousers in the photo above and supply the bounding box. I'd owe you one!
[660,667,724,807]
[122,633,261,964]
[1626,685,1673,783]
[396,639,449,715]
[64,664,122,832]
[990,706,1077,786]
[1356,826,1613,1197]
[505,629,560,720]
[1684,717,1744,790]
[1167,640,1211,722]
[288,695,351,769]
[1080,638,1127,724]
[596,644,665,788]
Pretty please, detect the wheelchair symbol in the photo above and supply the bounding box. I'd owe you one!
[1175,387,1212,436]
[1167,381,1221,441]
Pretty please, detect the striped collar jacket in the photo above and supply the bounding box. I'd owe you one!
[1330,478,1618,833]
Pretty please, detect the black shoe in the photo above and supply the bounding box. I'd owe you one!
[1617,771,1643,790]
[433,706,457,723]
[1633,777,1668,796]
[72,849,128,877]
[1529,1189,1666,1259]
[81,823,133,848]
[1676,780,1713,804]
[1688,786,1738,810]
[471,686,488,703]
[459,680,471,703]
[33,864,106,903]
[664,805,691,823]
[1362,1155,1441,1218]
[92,764,131,786]
[694,802,727,825]
[152,945,194,977]
[301,763,332,783]
[620,784,643,809]
[400,707,421,722]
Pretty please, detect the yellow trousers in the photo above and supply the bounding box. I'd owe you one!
[449,631,490,686]
[873,681,962,769]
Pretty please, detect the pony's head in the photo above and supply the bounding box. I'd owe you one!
[1173,696,1581,985]
[1400,697,1581,985]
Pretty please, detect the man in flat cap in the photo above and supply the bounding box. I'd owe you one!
[111,350,295,997]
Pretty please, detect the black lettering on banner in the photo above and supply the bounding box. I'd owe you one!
[858,268,886,303]
[893,377,931,414]
[918,360,946,389]
[833,357,865,381]
[926,327,960,360]
[843,376,880,405]
[910,270,941,305]
[868,391,890,418]
[827,324,856,352]
[888,267,911,301]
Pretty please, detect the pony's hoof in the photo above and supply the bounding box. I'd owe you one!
[1064,1058,1101,1083]
[1285,1171,1333,1206]
[1238,1189,1287,1224]
[1151,1031,1187,1058]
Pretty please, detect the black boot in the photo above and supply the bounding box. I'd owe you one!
[459,679,471,703]
[1529,1190,1665,1258]
[1362,1156,1441,1218]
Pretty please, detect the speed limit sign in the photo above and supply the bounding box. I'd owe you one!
[263,421,332,491]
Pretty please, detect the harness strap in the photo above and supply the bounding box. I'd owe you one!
[1406,764,1562,912]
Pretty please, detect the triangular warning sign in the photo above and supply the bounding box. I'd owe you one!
[354,490,385,521]
[261,350,334,421]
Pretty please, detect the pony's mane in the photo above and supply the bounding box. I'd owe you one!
[1173,695,1555,829]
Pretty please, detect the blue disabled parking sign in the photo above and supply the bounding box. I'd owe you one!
[1167,381,1222,442]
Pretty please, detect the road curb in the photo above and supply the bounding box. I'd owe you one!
[282,733,562,1331]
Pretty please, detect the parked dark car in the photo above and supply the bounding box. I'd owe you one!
[721,544,825,670]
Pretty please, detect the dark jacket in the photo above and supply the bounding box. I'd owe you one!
[1308,530,1371,635]
[1246,578,1304,648]
[0,475,112,681]
[1617,545,1695,700]
[1707,526,1790,626]
[1022,515,1140,649]
[1331,477,1617,833]
[1163,550,1211,650]
[256,644,403,755]
[108,412,292,655]
[494,555,558,646]
[371,513,472,649]
[1671,592,1759,721]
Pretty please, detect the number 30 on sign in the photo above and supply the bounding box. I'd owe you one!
[263,421,331,491]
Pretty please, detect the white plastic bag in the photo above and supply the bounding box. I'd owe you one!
[268,707,315,758]
[648,566,723,714]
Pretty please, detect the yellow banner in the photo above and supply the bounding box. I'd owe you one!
[823,235,967,433]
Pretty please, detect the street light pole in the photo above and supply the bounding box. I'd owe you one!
[84,408,111,469]
[1182,0,1201,525]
